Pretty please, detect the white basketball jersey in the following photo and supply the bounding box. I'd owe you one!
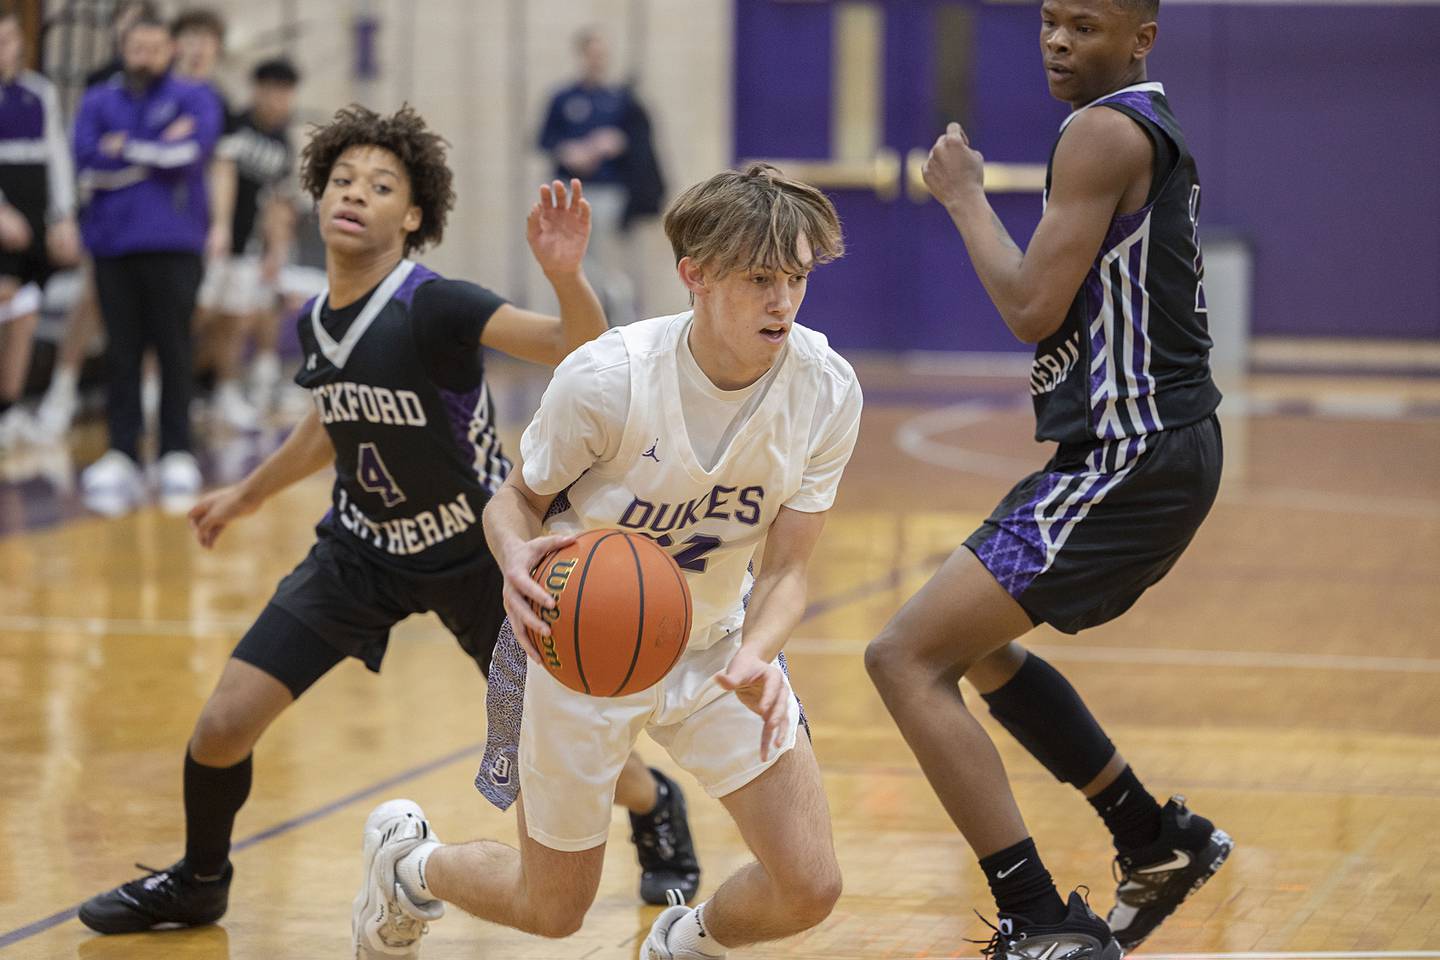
[542,312,850,651]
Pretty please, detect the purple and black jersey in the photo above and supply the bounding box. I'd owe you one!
[295,260,510,576]
[1031,82,1221,446]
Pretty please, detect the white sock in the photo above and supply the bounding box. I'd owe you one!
[215,380,247,403]
[45,366,78,401]
[250,351,280,383]
[667,901,728,958]
[395,840,443,904]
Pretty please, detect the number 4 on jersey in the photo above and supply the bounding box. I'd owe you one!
[357,442,406,507]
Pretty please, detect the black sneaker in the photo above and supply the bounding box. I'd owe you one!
[628,768,700,906]
[1108,795,1233,950]
[78,861,231,934]
[976,890,1122,959]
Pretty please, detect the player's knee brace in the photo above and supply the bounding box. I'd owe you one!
[979,652,1114,788]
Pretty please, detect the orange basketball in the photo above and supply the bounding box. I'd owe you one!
[527,529,692,696]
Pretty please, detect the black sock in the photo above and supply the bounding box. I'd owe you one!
[1089,765,1162,854]
[183,749,253,879]
[978,837,1066,925]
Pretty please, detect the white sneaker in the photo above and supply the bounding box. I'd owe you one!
[640,904,707,960]
[353,800,444,959]
[155,450,202,513]
[213,381,260,431]
[81,450,146,516]
[0,406,37,451]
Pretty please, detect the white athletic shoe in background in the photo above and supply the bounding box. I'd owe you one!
[155,450,202,513]
[80,450,146,516]
[353,799,444,959]
[0,406,38,451]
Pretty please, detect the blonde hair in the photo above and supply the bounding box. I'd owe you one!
[663,163,844,278]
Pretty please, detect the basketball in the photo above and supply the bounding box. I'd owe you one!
[527,529,692,696]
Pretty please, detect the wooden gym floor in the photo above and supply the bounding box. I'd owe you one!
[1,358,1438,959]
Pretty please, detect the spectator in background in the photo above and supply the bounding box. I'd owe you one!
[0,7,80,450]
[172,7,233,264]
[170,6,257,429]
[35,0,160,440]
[538,28,664,327]
[197,57,300,421]
[72,14,220,513]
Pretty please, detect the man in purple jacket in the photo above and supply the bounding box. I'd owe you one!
[73,13,221,514]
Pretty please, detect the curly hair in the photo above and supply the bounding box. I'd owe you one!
[299,104,455,255]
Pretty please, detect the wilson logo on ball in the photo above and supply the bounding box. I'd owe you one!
[537,559,577,670]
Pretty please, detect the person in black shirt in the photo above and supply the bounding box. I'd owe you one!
[866,2,1231,958]
[78,104,701,938]
[196,57,301,425]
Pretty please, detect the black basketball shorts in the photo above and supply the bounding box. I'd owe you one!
[262,526,507,677]
[964,414,1222,634]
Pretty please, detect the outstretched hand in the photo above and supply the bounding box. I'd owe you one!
[526,179,590,278]
[188,484,261,549]
[715,648,790,762]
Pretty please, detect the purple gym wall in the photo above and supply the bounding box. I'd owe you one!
[734,1,1440,350]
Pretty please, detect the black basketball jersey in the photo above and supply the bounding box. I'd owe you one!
[295,260,510,575]
[1030,82,1221,446]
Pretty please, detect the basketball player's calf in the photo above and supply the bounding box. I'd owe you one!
[646,733,842,956]
[971,639,1232,950]
[77,609,338,934]
[362,738,839,958]
[867,545,1229,951]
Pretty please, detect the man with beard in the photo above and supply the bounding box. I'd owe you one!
[72,13,221,512]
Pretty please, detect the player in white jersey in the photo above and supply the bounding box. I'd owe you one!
[348,163,862,959]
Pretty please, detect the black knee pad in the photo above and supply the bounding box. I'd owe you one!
[979,652,1114,787]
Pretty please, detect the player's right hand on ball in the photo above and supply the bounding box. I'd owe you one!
[188,484,260,549]
[500,533,576,663]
